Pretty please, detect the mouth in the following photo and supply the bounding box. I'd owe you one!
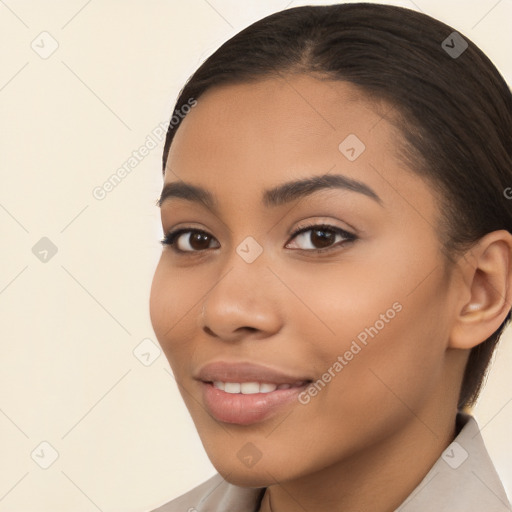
[209,380,310,394]
[200,381,312,425]
[196,361,313,425]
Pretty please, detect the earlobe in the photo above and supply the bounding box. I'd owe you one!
[449,230,512,350]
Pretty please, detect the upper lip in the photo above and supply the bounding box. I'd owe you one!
[195,361,312,385]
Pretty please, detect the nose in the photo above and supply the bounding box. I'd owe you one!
[199,255,283,342]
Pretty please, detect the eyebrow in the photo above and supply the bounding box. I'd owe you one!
[157,173,382,211]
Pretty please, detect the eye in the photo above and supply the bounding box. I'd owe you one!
[160,228,219,253]
[160,223,357,255]
[286,223,357,252]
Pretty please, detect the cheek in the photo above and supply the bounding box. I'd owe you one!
[273,262,451,470]
[149,257,205,362]
[287,242,450,407]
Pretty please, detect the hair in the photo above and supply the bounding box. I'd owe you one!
[161,3,512,409]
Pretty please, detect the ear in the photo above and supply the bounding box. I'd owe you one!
[449,230,512,350]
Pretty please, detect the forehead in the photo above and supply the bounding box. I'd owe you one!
[167,75,384,178]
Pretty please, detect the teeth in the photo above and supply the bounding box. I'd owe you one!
[212,381,307,394]
[213,381,225,391]
[224,382,241,393]
[240,382,261,394]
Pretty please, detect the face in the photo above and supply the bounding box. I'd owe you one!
[150,74,462,487]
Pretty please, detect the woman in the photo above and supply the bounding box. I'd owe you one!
[149,3,512,511]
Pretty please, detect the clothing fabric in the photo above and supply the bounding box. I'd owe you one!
[151,413,512,511]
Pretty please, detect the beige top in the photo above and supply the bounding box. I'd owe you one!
[151,413,512,511]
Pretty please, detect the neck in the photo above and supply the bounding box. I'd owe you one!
[258,407,458,512]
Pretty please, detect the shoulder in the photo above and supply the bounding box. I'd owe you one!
[150,472,265,512]
[397,413,512,511]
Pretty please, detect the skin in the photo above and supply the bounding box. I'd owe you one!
[150,74,512,512]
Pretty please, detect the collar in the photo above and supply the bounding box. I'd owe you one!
[397,412,511,511]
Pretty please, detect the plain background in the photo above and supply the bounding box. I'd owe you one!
[0,1,511,510]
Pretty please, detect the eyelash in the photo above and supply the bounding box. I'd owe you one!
[160,222,357,255]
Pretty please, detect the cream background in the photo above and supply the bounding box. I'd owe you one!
[0,1,511,510]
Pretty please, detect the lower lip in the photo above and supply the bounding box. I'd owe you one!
[201,382,309,425]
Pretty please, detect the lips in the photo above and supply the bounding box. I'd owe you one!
[195,361,313,425]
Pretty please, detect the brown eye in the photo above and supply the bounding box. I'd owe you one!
[161,229,219,252]
[184,232,213,251]
[286,224,356,252]
[310,228,336,248]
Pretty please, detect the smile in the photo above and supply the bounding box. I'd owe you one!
[212,381,309,394]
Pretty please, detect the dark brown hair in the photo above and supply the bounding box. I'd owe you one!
[161,3,512,409]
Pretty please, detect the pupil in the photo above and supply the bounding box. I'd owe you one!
[190,233,210,250]
[311,229,334,248]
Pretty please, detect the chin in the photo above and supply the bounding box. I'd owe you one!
[209,450,308,488]
[215,465,275,488]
